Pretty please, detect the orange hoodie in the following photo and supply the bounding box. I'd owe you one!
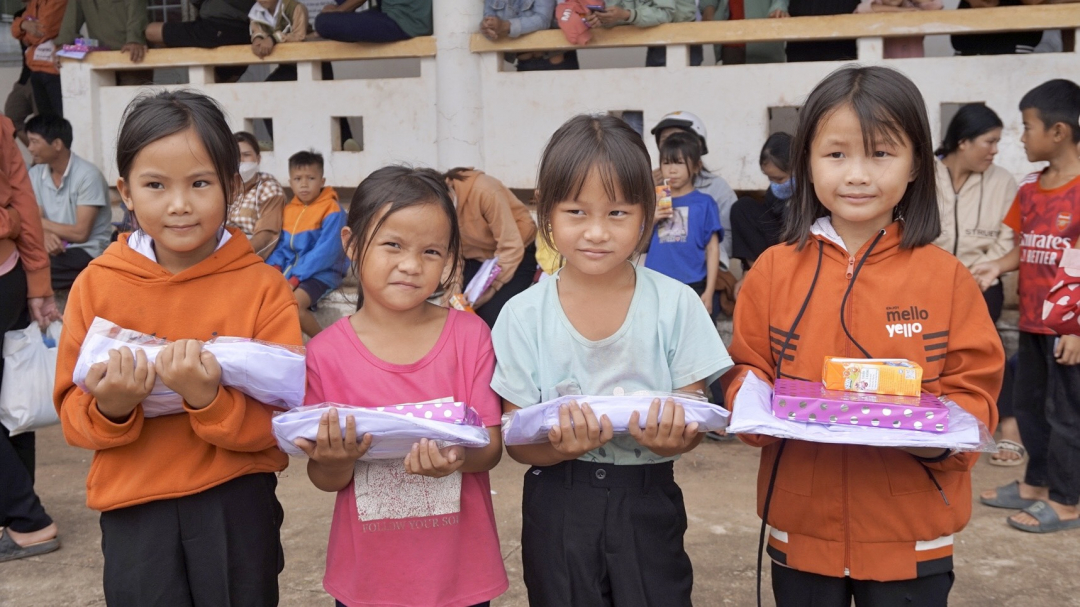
[722,219,1003,582]
[54,227,302,511]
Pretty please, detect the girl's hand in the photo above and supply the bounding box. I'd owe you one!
[652,205,674,227]
[628,398,700,458]
[27,295,60,329]
[768,9,790,17]
[295,408,372,465]
[155,340,221,409]
[549,401,613,459]
[969,261,1001,292]
[595,7,630,25]
[404,439,466,478]
[86,347,156,422]
[1055,335,1080,366]
[700,292,714,315]
[251,37,274,58]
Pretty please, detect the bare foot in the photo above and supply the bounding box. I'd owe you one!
[980,481,1047,502]
[1010,500,1080,527]
[7,522,58,547]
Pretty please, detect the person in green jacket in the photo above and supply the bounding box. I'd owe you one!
[585,0,699,66]
[57,0,150,83]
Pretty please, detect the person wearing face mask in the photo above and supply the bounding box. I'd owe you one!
[729,132,793,299]
[228,131,285,259]
[934,104,1022,469]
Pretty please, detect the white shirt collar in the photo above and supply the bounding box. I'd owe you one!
[129,228,232,263]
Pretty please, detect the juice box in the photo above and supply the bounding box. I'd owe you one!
[822,357,922,397]
[656,180,672,211]
[448,293,474,313]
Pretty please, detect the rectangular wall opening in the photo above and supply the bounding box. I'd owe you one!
[243,118,274,152]
[332,117,363,152]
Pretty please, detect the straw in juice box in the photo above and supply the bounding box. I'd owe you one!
[822,357,922,397]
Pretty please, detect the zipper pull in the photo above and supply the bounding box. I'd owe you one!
[846,255,855,280]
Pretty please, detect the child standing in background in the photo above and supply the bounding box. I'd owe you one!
[491,114,732,606]
[974,79,1080,534]
[54,90,302,604]
[266,150,349,337]
[299,166,507,606]
[723,66,1003,605]
[645,132,723,316]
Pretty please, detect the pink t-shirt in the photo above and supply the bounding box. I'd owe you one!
[305,311,509,607]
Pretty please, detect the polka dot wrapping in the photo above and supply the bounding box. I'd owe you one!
[772,379,949,433]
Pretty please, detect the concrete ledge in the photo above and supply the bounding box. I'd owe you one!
[471,5,1080,53]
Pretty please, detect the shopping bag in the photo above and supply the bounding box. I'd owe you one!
[0,322,62,435]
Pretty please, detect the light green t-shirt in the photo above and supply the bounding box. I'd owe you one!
[491,265,733,465]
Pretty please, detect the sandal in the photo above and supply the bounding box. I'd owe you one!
[1007,500,1080,534]
[989,439,1027,467]
[980,481,1038,510]
[0,527,60,563]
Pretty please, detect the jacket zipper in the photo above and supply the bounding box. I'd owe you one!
[283,204,308,276]
[845,255,855,280]
[952,193,960,256]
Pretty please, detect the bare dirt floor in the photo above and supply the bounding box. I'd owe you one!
[2,426,1078,606]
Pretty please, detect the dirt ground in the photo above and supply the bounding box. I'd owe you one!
[2,426,1078,607]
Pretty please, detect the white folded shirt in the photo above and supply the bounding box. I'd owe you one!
[502,393,730,446]
[728,373,995,452]
[272,402,491,460]
[73,317,306,418]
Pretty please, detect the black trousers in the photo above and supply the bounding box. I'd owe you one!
[29,71,62,117]
[100,473,284,606]
[521,460,693,607]
[772,563,954,607]
[730,194,785,269]
[645,45,704,67]
[463,243,537,329]
[0,261,52,533]
[50,247,93,290]
[786,40,857,63]
[1015,332,1080,506]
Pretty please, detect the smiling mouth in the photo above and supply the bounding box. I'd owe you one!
[579,249,611,258]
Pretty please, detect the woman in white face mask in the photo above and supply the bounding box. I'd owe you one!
[227,131,286,259]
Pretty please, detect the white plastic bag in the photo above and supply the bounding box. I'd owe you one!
[72,317,306,418]
[0,322,62,436]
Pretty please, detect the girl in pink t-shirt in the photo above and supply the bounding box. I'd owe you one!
[296,166,508,607]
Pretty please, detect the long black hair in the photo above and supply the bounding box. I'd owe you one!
[782,66,940,250]
[935,104,1003,157]
[345,166,461,310]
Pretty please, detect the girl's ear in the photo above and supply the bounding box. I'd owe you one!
[340,225,355,261]
[116,178,134,211]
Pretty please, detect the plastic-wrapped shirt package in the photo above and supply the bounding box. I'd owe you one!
[502,393,730,446]
[272,398,492,460]
[729,374,996,452]
[72,317,305,418]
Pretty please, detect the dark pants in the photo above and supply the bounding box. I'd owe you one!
[772,563,954,607]
[786,40,857,63]
[263,62,352,142]
[515,50,579,71]
[463,244,537,329]
[1015,331,1080,506]
[645,45,704,67]
[0,262,52,534]
[161,18,252,82]
[29,72,62,117]
[100,473,284,605]
[983,281,1004,325]
[521,460,693,607]
[50,247,93,290]
[315,4,411,43]
[730,194,785,269]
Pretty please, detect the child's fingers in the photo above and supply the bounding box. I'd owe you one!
[86,362,107,390]
[418,439,435,470]
[557,403,573,440]
[627,411,643,440]
[200,349,221,378]
[155,343,172,374]
[658,399,676,438]
[645,398,661,437]
[671,401,686,434]
[548,423,563,445]
[343,415,357,450]
[133,349,150,386]
[118,346,135,377]
[581,403,601,442]
[568,402,588,440]
[356,433,372,457]
[426,440,450,467]
[325,408,342,450]
[294,438,316,457]
[599,415,614,443]
[683,421,700,440]
[315,411,332,452]
[404,446,418,474]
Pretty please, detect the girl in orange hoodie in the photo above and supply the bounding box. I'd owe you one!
[54,91,302,604]
[723,66,1004,606]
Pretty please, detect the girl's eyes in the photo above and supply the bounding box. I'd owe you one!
[829,152,844,159]
[424,249,443,257]
[381,241,401,249]
[609,210,628,217]
[873,150,891,158]
[193,180,211,188]
[145,181,164,190]
[564,208,585,216]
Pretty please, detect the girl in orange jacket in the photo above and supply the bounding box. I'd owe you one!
[723,66,1004,606]
[54,91,302,604]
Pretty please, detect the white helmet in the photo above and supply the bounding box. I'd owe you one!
[650,111,708,155]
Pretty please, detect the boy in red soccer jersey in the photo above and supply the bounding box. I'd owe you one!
[973,79,1080,534]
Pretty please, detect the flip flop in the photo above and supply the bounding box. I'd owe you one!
[980,481,1038,509]
[989,439,1028,467]
[0,527,60,563]
[1007,500,1080,534]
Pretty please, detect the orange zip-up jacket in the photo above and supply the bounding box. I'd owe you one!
[11,0,67,75]
[722,218,1003,582]
[54,228,302,511]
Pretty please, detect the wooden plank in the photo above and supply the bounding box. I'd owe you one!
[69,37,436,70]
[470,4,1080,53]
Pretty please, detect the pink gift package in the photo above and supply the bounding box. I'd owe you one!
[771,379,949,433]
[371,397,485,427]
